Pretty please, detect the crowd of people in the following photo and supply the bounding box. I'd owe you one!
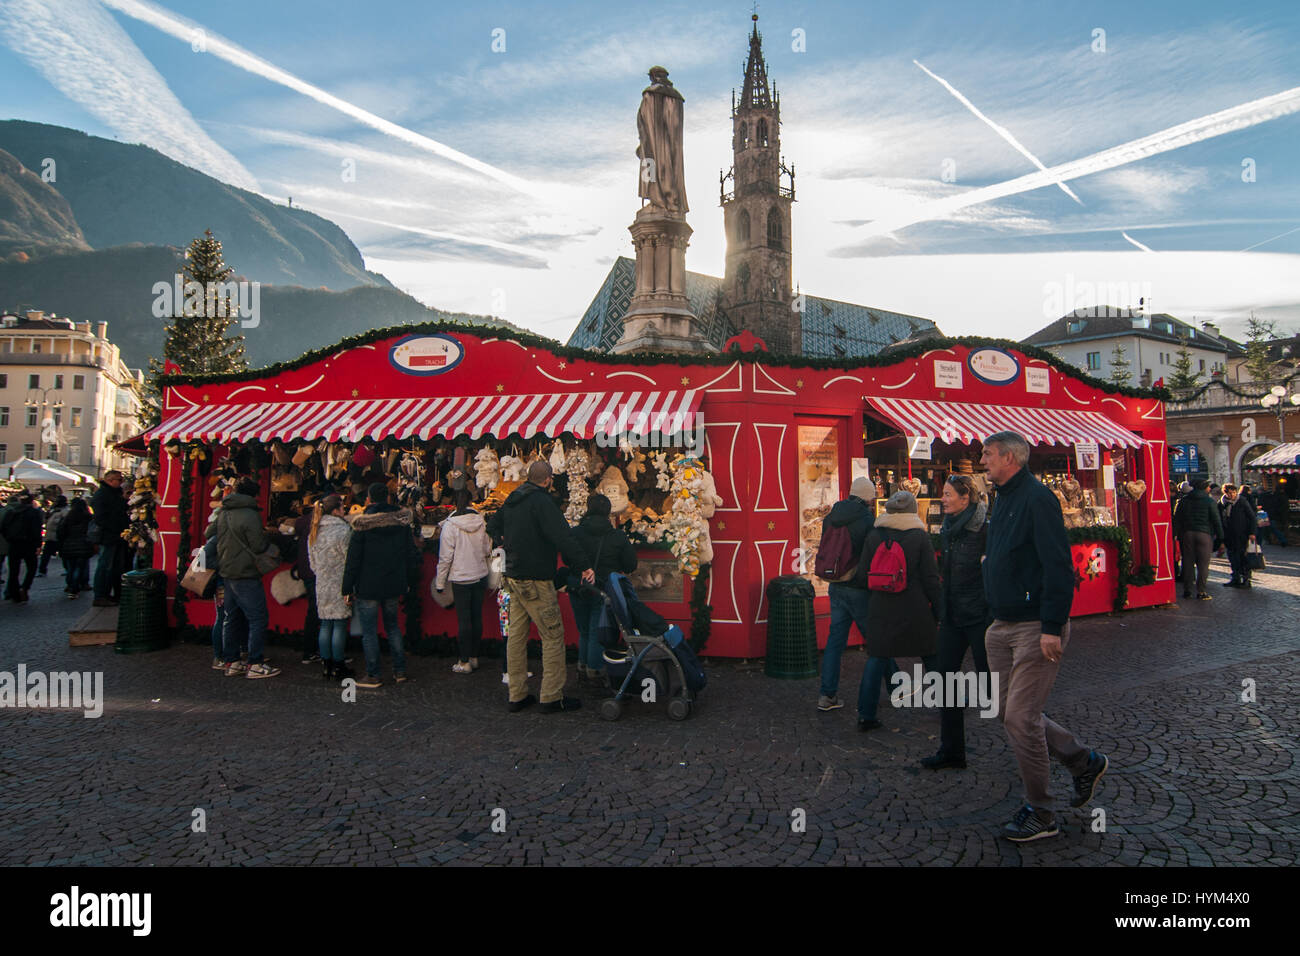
[1171,478,1288,596]
[0,469,132,605]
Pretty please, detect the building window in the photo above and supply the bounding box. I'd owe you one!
[767,207,782,247]
[73,374,85,390]
[739,122,749,150]
[757,118,769,147]
[71,407,82,428]
[1086,351,1101,370]
[23,443,34,459]
[54,374,64,389]
[52,407,62,427]
[47,444,57,459]
[25,407,38,428]
[28,373,39,389]
[68,445,80,466]
[0,407,6,427]
[738,209,750,242]
[0,444,5,464]
[32,342,41,354]
[0,374,6,388]
[1199,359,1205,372]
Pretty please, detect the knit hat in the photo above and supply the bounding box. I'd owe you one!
[1178,481,1192,493]
[849,477,876,501]
[884,490,918,514]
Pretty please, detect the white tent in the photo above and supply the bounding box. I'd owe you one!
[1243,443,1300,473]
[32,459,97,486]
[4,457,93,488]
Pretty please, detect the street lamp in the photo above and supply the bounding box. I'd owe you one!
[1260,384,1300,442]
[25,386,64,459]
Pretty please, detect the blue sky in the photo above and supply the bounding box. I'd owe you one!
[2,0,1298,342]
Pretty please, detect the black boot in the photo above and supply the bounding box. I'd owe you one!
[322,658,335,681]
[333,659,355,682]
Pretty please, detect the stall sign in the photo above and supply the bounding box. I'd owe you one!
[907,435,933,460]
[1075,442,1100,470]
[967,348,1021,385]
[389,334,465,375]
[934,360,963,389]
[1026,367,1050,394]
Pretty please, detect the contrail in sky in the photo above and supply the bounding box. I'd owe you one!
[856,85,1300,238]
[913,59,1083,205]
[1240,224,1300,251]
[1121,232,1153,252]
[97,0,544,200]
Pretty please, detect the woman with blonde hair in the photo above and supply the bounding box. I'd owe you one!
[308,494,354,681]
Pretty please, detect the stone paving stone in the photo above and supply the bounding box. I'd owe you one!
[1,549,1298,865]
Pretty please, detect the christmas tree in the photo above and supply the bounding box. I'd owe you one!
[1167,334,1201,390]
[1108,343,1132,386]
[142,230,248,427]
[1242,312,1279,385]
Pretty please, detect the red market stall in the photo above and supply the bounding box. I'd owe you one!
[134,324,1174,659]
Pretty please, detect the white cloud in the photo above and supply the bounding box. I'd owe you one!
[0,0,257,189]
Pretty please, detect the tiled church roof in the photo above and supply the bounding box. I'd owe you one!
[566,257,939,358]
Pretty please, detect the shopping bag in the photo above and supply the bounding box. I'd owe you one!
[1245,541,1266,571]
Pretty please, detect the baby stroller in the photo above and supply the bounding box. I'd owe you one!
[596,572,705,721]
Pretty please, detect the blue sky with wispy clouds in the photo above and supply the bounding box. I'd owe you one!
[2,0,1297,342]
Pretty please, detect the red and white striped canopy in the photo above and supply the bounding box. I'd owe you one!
[865,396,1145,449]
[145,390,700,444]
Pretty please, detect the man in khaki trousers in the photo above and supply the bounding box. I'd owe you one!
[488,461,593,713]
[980,431,1109,842]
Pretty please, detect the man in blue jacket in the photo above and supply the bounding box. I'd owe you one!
[980,431,1108,842]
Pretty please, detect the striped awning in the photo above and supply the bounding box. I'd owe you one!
[865,396,1145,449]
[144,390,700,444]
[1243,442,1300,471]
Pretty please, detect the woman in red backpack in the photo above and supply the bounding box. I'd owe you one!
[857,491,941,731]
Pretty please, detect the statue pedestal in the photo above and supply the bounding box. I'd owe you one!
[613,207,715,355]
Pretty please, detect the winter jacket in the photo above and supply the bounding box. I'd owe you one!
[862,512,941,658]
[90,481,129,537]
[293,512,315,579]
[342,504,421,600]
[983,466,1074,636]
[1224,497,1258,550]
[938,500,989,628]
[308,514,352,619]
[56,507,96,559]
[44,505,69,541]
[436,509,493,589]
[205,493,276,581]
[485,482,590,581]
[572,514,638,583]
[1,501,44,548]
[820,495,875,589]
[1172,489,1224,541]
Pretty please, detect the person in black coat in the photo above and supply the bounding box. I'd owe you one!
[55,497,96,597]
[569,494,638,682]
[857,491,941,731]
[342,483,421,687]
[90,471,129,605]
[1221,484,1259,588]
[919,474,990,769]
[2,494,44,603]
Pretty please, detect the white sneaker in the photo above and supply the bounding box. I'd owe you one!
[212,657,226,670]
[452,661,473,674]
[501,671,534,684]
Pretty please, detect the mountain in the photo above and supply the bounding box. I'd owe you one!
[0,245,508,370]
[0,120,388,291]
[0,146,90,259]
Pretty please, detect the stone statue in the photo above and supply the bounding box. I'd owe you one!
[636,66,688,215]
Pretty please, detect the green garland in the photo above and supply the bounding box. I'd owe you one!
[157,320,1166,401]
[1066,525,1156,612]
[688,562,712,654]
[1166,370,1300,405]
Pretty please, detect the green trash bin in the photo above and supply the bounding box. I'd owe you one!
[764,575,818,679]
[115,569,170,654]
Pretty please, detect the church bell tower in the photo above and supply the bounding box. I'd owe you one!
[720,14,798,354]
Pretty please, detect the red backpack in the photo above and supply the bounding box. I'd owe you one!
[867,531,908,593]
[814,523,858,582]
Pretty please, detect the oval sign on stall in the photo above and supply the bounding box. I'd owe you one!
[967,347,1021,385]
[389,334,464,376]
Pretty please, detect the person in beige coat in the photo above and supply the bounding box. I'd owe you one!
[308,494,354,682]
[436,489,493,674]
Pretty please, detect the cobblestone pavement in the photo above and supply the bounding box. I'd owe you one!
[1,549,1297,866]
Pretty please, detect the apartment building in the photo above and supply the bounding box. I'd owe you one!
[0,311,144,476]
